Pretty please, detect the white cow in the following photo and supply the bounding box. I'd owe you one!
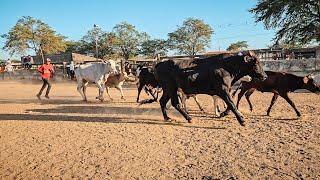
[75,60,117,101]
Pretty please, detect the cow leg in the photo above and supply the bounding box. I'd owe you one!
[171,91,192,123]
[160,90,171,121]
[212,95,220,116]
[96,82,105,101]
[82,82,88,101]
[137,83,144,103]
[281,93,301,117]
[115,85,125,100]
[144,86,150,95]
[193,95,204,112]
[245,89,255,111]
[236,88,247,109]
[105,86,113,101]
[266,93,279,116]
[218,90,245,126]
[77,80,86,101]
[177,91,186,110]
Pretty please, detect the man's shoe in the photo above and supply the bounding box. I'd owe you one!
[36,94,41,100]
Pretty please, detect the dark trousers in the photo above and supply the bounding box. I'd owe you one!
[38,78,52,96]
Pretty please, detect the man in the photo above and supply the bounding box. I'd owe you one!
[36,58,54,100]
[27,55,33,69]
[4,60,14,79]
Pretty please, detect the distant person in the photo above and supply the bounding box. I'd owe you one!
[69,61,75,79]
[4,60,14,79]
[36,58,54,100]
[22,56,28,69]
[26,55,33,69]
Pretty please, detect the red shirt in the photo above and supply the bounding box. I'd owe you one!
[38,64,54,79]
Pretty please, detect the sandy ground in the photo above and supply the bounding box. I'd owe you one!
[0,80,320,179]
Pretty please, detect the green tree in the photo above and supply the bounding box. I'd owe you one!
[140,39,168,58]
[168,18,213,56]
[2,16,66,56]
[112,22,149,70]
[226,41,249,51]
[250,0,320,45]
[65,40,82,52]
[80,26,106,58]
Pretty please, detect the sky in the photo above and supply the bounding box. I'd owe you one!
[0,0,276,60]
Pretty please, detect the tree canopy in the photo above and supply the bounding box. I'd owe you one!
[250,0,320,45]
[226,41,249,51]
[168,18,213,56]
[2,16,66,56]
[140,39,168,58]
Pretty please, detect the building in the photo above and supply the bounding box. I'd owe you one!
[21,52,102,65]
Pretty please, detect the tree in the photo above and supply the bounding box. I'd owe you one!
[80,26,106,58]
[168,18,213,56]
[226,41,249,51]
[250,0,320,45]
[140,39,168,58]
[268,40,304,49]
[112,22,149,70]
[65,40,83,52]
[2,16,66,56]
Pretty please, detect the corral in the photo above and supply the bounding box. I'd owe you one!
[0,81,319,179]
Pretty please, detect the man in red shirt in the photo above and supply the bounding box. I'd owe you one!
[36,58,55,100]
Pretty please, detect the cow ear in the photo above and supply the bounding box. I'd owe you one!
[303,76,309,84]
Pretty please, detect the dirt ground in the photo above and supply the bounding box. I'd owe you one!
[0,80,319,179]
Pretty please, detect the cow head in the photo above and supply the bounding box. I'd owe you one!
[240,51,267,81]
[106,60,118,74]
[302,74,320,94]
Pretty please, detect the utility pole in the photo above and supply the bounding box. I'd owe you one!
[39,44,45,64]
[94,24,99,60]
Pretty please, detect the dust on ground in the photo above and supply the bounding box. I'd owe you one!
[0,81,319,179]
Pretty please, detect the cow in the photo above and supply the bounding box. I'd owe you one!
[233,71,320,116]
[75,60,117,101]
[179,75,252,116]
[135,64,160,103]
[105,72,135,100]
[153,51,267,126]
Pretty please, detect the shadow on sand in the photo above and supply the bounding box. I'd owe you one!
[0,113,226,130]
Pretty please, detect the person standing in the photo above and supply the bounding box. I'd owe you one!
[36,58,54,100]
[69,61,75,79]
[4,60,14,79]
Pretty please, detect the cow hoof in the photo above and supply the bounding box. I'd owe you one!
[239,121,245,126]
[219,112,227,118]
[164,117,171,121]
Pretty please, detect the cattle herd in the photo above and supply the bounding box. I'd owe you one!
[74,51,320,126]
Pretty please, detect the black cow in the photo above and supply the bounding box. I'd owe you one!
[233,71,320,116]
[135,64,160,103]
[154,51,267,126]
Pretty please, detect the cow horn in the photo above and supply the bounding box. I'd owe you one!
[307,71,316,79]
[303,76,309,84]
[244,55,251,63]
[248,50,255,57]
